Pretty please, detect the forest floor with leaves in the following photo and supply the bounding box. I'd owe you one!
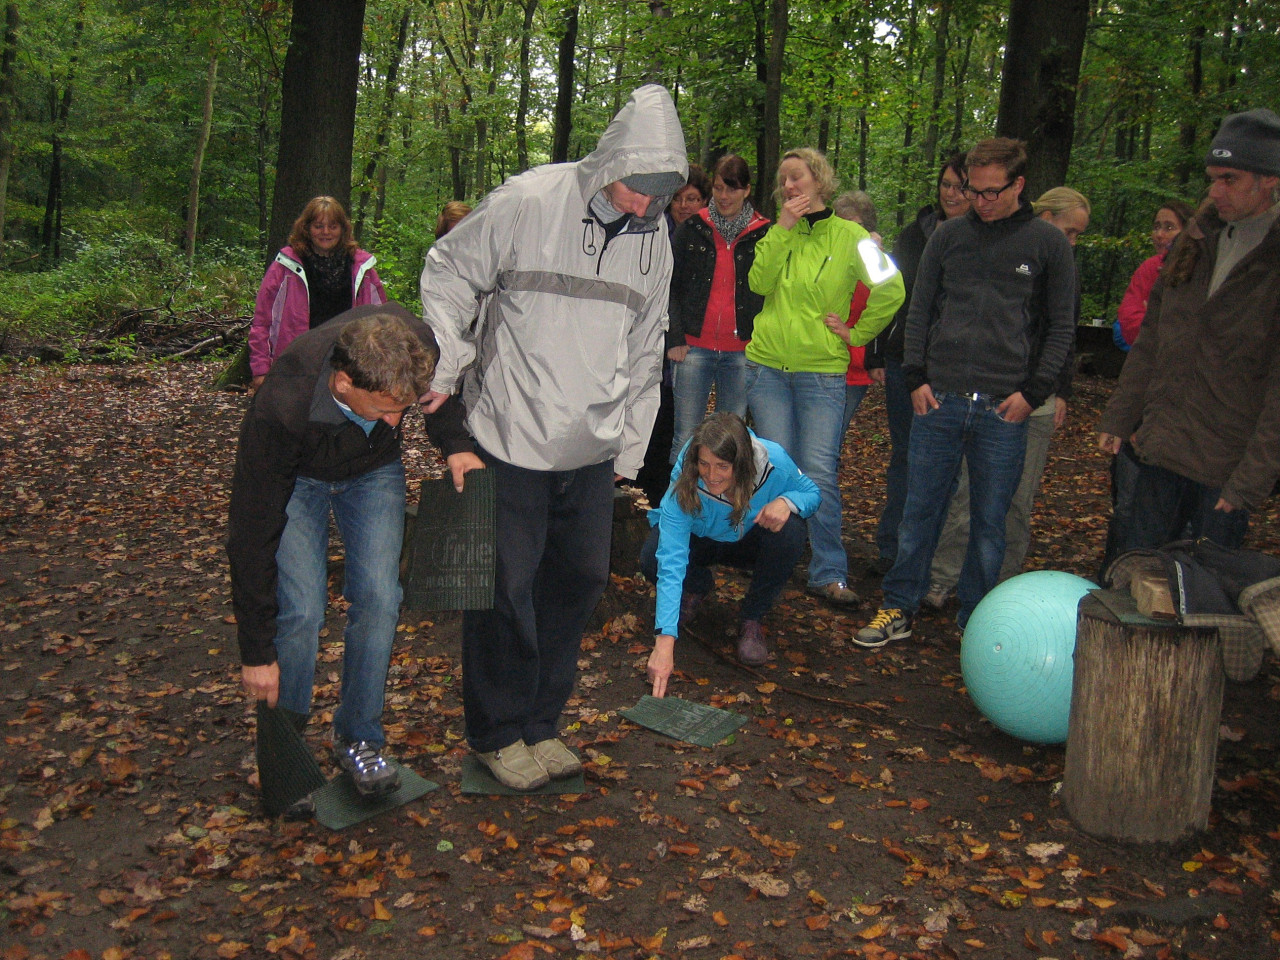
[4,362,1280,960]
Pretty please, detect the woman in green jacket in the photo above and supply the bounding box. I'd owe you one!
[745,148,905,604]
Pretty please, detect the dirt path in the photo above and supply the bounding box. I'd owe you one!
[2,363,1278,959]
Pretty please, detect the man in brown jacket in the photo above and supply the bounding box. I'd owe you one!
[1098,108,1280,559]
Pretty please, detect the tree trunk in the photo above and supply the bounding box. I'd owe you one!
[185,55,219,263]
[858,53,870,191]
[1061,594,1224,843]
[949,33,972,154]
[894,0,918,230]
[515,0,538,172]
[996,0,1090,197]
[41,7,83,265]
[816,74,833,155]
[1176,24,1205,189]
[921,0,951,177]
[0,3,20,251]
[355,6,411,241]
[551,2,578,164]
[755,0,786,220]
[266,0,367,258]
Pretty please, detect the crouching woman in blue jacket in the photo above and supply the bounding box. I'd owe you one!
[641,413,819,693]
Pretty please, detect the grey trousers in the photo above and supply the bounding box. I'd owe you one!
[927,400,1057,594]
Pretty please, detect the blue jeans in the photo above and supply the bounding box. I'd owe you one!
[274,460,405,746]
[881,392,1027,625]
[639,513,807,623]
[929,404,1057,591]
[462,451,614,753]
[670,347,748,464]
[842,384,870,443]
[1111,454,1249,557]
[875,359,914,564]
[745,361,848,587]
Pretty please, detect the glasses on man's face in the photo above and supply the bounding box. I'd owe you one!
[961,180,1016,202]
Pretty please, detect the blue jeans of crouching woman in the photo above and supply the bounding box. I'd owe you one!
[745,361,848,589]
[273,460,405,746]
[881,391,1027,626]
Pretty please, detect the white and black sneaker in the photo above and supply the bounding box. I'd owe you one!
[333,738,400,797]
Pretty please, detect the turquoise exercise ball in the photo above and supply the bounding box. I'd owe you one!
[960,570,1097,744]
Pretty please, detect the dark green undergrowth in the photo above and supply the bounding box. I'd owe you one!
[0,232,261,347]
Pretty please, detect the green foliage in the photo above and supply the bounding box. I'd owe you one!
[0,233,259,342]
[4,0,1280,346]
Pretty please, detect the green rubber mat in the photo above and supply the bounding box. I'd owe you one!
[312,761,440,830]
[622,694,746,747]
[256,703,327,818]
[460,754,587,796]
[405,468,496,611]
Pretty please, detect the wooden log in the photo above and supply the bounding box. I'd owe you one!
[1061,593,1224,843]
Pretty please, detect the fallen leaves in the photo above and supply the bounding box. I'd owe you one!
[4,366,1280,958]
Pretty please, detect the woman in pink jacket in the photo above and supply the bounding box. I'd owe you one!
[249,196,386,388]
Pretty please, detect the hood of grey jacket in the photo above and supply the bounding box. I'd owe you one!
[420,84,688,478]
[576,84,689,227]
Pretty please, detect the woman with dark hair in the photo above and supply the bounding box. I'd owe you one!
[665,165,710,236]
[746,148,904,605]
[666,154,771,464]
[641,413,818,686]
[1113,200,1196,350]
[249,196,386,390]
[864,152,969,574]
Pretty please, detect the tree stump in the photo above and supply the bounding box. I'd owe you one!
[1061,592,1224,843]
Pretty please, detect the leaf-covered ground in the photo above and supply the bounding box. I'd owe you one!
[3,363,1280,960]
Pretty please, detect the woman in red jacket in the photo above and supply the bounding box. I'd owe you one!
[666,155,771,465]
[1113,200,1195,350]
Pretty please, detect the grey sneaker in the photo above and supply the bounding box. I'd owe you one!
[333,739,400,797]
[808,581,861,606]
[529,738,583,780]
[736,620,768,666]
[477,739,550,791]
[922,583,952,610]
[853,608,912,649]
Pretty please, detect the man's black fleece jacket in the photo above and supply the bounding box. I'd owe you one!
[902,201,1076,411]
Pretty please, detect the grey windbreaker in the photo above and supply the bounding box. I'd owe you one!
[420,84,688,478]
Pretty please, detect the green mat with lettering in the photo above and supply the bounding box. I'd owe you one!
[622,695,746,747]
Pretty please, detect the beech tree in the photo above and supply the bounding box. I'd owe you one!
[996,0,1090,196]
[266,0,367,257]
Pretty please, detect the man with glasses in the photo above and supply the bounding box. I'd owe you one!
[1099,108,1280,556]
[229,304,479,798]
[856,137,1076,648]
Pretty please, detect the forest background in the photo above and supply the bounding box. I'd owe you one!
[0,0,1277,360]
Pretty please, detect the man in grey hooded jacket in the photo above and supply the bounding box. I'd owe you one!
[421,84,688,790]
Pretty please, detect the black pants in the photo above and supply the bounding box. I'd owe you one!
[635,377,676,506]
[462,451,614,753]
[639,513,807,624]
